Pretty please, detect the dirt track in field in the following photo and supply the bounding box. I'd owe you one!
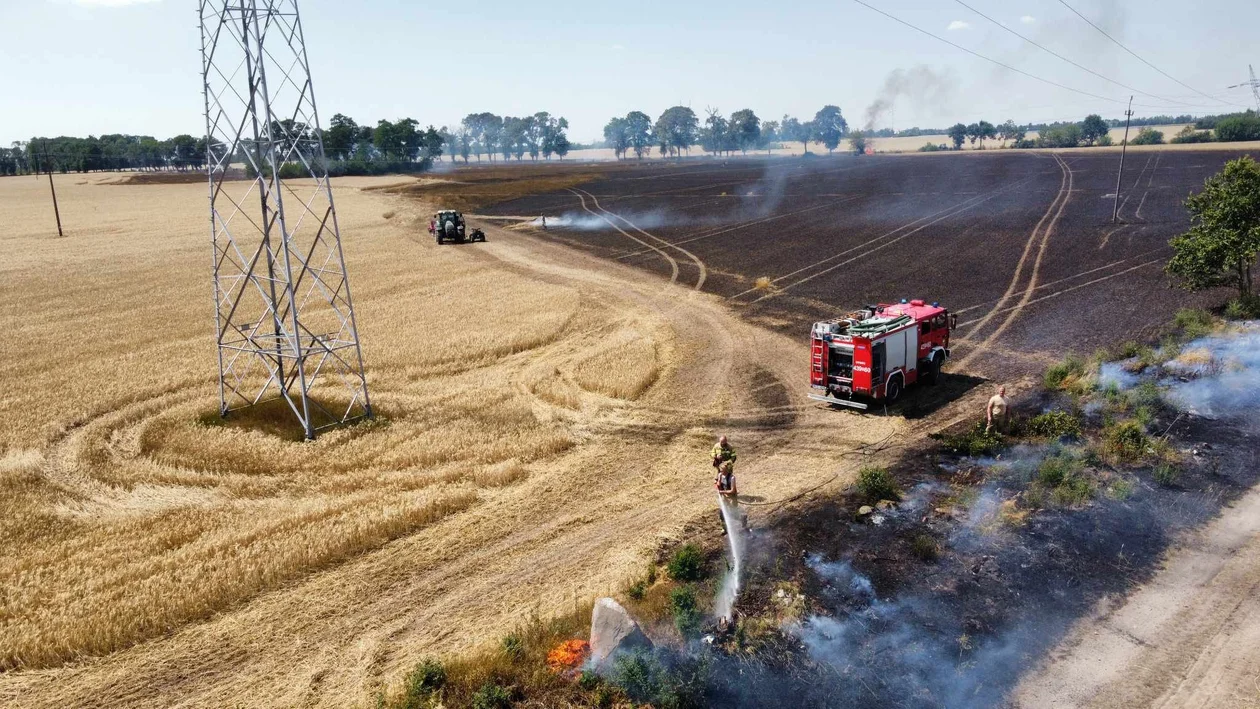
[484,149,1254,380]
[1,173,996,707]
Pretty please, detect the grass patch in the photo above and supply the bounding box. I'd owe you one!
[380,601,599,709]
[611,650,710,709]
[1154,461,1181,487]
[1044,353,1091,393]
[856,466,900,501]
[670,586,703,639]
[1034,449,1095,507]
[1103,420,1149,463]
[1025,410,1082,440]
[931,422,1004,456]
[1224,295,1260,320]
[1174,308,1215,339]
[666,544,706,582]
[910,534,940,562]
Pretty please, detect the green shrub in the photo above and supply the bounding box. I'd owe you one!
[1214,113,1260,142]
[1154,462,1181,487]
[1044,353,1088,391]
[1134,405,1155,429]
[471,682,513,709]
[501,633,523,661]
[1108,478,1134,500]
[1104,420,1149,462]
[1026,410,1082,439]
[670,586,703,639]
[666,544,705,582]
[931,422,1004,456]
[1170,126,1214,144]
[1130,127,1164,145]
[856,466,900,500]
[611,651,709,708]
[919,142,949,152]
[578,670,601,691]
[910,534,939,562]
[1051,474,1095,506]
[1224,295,1260,320]
[1128,381,1163,410]
[1116,340,1143,358]
[400,659,446,708]
[1174,308,1214,339]
[627,579,647,600]
[1037,451,1084,487]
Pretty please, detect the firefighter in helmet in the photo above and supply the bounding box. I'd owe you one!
[711,435,736,474]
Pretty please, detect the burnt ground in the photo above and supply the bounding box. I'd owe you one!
[479,149,1256,381]
[708,402,1260,709]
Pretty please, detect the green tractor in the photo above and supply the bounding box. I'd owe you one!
[429,210,486,244]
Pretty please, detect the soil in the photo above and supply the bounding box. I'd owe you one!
[483,149,1257,380]
[724,402,1260,708]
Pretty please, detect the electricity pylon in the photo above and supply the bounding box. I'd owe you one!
[1226,64,1260,112]
[200,0,371,439]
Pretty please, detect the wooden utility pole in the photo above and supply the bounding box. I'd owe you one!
[41,141,63,237]
[1112,96,1134,224]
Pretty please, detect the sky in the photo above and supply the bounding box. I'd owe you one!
[1,0,1257,145]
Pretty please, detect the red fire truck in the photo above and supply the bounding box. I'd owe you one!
[809,299,956,410]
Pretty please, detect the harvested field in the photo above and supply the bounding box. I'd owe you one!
[0,172,929,707]
[483,149,1257,379]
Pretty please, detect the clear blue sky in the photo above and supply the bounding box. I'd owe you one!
[2,0,1257,145]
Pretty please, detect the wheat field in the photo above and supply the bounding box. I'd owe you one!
[0,172,894,706]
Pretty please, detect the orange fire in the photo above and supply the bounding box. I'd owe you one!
[546,639,590,673]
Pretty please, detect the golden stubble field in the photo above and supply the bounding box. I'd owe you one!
[0,172,906,706]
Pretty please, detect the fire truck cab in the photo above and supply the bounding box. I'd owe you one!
[809,299,955,410]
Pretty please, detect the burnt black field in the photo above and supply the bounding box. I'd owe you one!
[481,149,1256,377]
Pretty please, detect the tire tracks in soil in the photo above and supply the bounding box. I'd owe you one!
[954,153,1074,371]
[572,187,708,291]
[730,173,1043,305]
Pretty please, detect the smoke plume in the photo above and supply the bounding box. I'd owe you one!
[863,65,958,131]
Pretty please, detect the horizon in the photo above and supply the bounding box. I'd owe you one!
[1,0,1256,146]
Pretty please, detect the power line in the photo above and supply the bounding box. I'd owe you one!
[849,0,1128,107]
[951,0,1193,108]
[1055,0,1248,109]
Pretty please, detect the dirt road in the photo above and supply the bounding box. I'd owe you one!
[1016,468,1260,709]
[0,178,985,707]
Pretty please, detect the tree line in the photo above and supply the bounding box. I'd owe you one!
[601,105,851,159]
[0,110,575,177]
[0,134,207,176]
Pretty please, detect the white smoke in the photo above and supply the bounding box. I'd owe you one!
[714,495,745,621]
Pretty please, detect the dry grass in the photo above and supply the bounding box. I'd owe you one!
[0,173,663,672]
[384,164,603,213]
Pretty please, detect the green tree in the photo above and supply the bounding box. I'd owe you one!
[812,105,848,154]
[760,119,779,153]
[948,123,968,150]
[780,115,809,154]
[653,106,699,157]
[422,125,443,161]
[965,122,980,148]
[1080,114,1109,146]
[976,120,996,149]
[1130,127,1164,145]
[998,119,1025,148]
[1214,112,1260,142]
[701,107,729,156]
[373,120,398,158]
[849,130,867,155]
[323,113,358,160]
[604,117,630,159]
[625,111,653,159]
[1166,156,1260,299]
[728,108,761,154]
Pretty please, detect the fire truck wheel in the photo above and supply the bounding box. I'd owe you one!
[885,375,903,403]
[927,355,943,385]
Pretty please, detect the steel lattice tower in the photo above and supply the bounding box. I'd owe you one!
[200,0,371,439]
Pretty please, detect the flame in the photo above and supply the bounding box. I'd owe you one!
[546,639,590,673]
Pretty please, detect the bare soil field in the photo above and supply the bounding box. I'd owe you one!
[481,149,1257,380]
[2,145,1259,707]
[0,172,948,707]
